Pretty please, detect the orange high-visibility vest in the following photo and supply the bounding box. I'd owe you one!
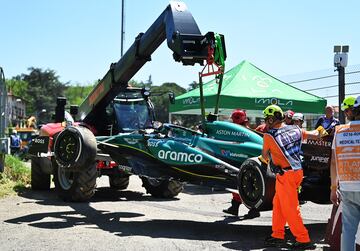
[332,121,360,191]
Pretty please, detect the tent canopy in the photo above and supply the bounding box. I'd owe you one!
[170,60,326,115]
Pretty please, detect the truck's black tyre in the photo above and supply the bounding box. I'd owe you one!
[109,175,130,190]
[54,126,97,170]
[237,157,275,211]
[31,157,51,190]
[53,162,97,202]
[141,177,183,198]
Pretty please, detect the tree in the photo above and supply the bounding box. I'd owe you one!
[6,77,28,98]
[150,82,186,122]
[188,81,199,91]
[20,67,67,115]
[65,83,95,106]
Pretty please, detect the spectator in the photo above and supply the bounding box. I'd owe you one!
[255,119,269,133]
[292,113,304,128]
[261,104,325,249]
[230,109,249,128]
[10,130,22,155]
[314,105,340,135]
[223,109,260,219]
[330,96,360,250]
[284,110,295,125]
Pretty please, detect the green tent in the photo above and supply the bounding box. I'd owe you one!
[170,60,326,116]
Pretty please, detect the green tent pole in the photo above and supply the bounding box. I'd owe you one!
[199,72,206,126]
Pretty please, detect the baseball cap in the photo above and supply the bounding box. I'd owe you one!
[292,113,304,121]
[354,96,360,108]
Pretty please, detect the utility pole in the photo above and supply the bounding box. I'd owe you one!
[121,0,125,57]
[333,45,349,124]
[0,67,8,172]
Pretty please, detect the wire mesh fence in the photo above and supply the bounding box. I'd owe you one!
[280,64,360,129]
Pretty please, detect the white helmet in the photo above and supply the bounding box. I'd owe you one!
[292,113,304,121]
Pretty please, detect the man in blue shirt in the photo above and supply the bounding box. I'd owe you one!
[314,105,340,135]
[10,130,22,155]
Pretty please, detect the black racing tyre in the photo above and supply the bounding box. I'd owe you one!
[237,157,275,211]
[31,157,51,190]
[54,126,97,170]
[109,175,130,190]
[53,162,97,202]
[141,177,183,198]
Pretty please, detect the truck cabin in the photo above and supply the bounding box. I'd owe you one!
[105,88,155,134]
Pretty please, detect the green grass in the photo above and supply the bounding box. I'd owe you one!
[0,155,31,198]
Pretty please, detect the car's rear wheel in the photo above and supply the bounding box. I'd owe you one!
[141,177,183,198]
[109,174,130,190]
[237,157,275,211]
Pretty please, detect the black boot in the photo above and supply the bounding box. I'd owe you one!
[223,199,240,216]
[243,208,260,219]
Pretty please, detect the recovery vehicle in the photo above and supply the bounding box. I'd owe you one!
[30,1,331,213]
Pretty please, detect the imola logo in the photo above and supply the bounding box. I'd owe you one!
[182,97,202,105]
[158,150,203,163]
[255,98,293,106]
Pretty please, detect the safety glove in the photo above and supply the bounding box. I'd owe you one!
[258,155,269,169]
[316,126,329,138]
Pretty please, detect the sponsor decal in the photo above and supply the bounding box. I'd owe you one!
[118,164,132,173]
[215,164,227,170]
[158,150,203,163]
[147,139,162,148]
[221,149,248,158]
[123,138,139,145]
[306,139,332,147]
[215,129,249,138]
[255,97,293,107]
[310,156,329,163]
[34,138,46,144]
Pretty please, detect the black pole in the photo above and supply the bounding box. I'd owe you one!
[120,0,125,57]
[338,66,345,123]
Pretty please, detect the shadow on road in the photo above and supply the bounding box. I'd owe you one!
[6,189,329,250]
[182,183,229,195]
[16,186,179,204]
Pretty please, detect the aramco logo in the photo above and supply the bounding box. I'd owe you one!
[158,150,203,163]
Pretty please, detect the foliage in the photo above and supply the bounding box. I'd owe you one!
[8,68,68,116]
[188,81,199,91]
[150,82,186,122]
[5,64,200,128]
[65,83,95,106]
[5,77,29,98]
[0,155,30,198]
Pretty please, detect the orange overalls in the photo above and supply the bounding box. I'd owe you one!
[262,126,311,243]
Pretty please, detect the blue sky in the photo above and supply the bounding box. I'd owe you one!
[1,0,359,105]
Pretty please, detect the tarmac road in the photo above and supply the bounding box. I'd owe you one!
[0,176,332,251]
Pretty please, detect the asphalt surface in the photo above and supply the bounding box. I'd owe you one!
[0,175,332,251]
